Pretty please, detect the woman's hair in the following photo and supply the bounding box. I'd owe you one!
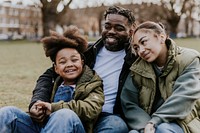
[133,21,171,48]
[134,21,166,35]
[41,25,88,62]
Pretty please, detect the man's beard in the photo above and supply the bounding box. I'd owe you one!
[103,36,130,51]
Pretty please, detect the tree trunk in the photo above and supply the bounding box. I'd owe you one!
[40,0,72,36]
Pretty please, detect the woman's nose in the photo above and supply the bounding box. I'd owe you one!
[139,46,145,54]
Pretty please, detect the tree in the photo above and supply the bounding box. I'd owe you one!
[40,0,73,36]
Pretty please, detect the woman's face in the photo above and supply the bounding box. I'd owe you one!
[54,48,84,85]
[132,29,164,63]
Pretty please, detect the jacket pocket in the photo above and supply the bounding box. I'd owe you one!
[178,99,200,133]
[187,118,200,133]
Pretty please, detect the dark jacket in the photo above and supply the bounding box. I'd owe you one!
[29,38,136,118]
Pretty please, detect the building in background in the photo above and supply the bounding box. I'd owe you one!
[0,1,43,40]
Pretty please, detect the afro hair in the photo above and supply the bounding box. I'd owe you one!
[41,25,88,62]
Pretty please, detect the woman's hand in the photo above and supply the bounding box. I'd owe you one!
[144,123,155,133]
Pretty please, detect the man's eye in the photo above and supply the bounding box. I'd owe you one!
[104,24,111,30]
[115,26,125,31]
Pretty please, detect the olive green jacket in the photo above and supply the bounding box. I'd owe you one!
[179,99,200,133]
[121,39,200,132]
[50,65,104,133]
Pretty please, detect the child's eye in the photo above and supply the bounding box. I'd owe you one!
[59,61,66,64]
[71,59,79,62]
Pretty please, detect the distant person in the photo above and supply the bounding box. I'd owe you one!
[121,21,200,133]
[0,25,104,133]
[30,6,137,133]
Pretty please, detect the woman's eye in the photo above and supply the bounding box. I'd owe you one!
[133,46,139,52]
[141,39,148,45]
[141,40,145,44]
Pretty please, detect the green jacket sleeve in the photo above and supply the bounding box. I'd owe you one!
[150,57,200,125]
[51,84,104,121]
[121,73,151,131]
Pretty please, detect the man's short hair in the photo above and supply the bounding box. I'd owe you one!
[104,6,135,25]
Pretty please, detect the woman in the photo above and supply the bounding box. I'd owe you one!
[121,21,200,133]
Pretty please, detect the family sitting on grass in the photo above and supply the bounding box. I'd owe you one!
[0,5,200,133]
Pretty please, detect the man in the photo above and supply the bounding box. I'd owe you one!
[30,6,137,133]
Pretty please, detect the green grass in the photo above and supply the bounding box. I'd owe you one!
[0,38,199,111]
[174,38,200,51]
[0,40,51,111]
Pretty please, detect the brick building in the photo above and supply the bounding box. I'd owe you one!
[0,1,43,40]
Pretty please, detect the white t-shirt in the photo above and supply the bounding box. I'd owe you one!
[93,46,126,113]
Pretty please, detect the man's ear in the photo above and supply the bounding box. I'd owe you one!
[129,29,134,38]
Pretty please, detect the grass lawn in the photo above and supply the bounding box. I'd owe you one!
[0,38,199,111]
[0,40,51,111]
[174,38,200,51]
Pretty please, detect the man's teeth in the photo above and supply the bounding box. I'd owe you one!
[107,38,115,41]
[106,38,117,43]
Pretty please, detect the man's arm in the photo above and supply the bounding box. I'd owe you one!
[29,67,58,110]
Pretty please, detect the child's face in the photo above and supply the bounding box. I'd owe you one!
[54,48,84,85]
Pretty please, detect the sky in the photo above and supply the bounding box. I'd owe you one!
[0,0,130,10]
[0,0,158,8]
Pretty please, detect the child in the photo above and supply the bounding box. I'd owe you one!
[0,26,104,133]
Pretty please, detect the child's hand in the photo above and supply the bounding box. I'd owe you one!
[35,101,52,116]
[29,101,46,123]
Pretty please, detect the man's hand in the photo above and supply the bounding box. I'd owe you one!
[144,123,155,133]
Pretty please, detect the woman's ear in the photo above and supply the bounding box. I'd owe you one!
[160,34,166,44]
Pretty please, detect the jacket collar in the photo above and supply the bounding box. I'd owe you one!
[130,38,179,78]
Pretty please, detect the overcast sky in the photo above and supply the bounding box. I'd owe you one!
[0,0,157,8]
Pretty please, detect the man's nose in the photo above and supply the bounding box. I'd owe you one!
[108,27,116,34]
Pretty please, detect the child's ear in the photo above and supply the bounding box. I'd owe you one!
[54,63,59,74]
[81,59,84,66]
